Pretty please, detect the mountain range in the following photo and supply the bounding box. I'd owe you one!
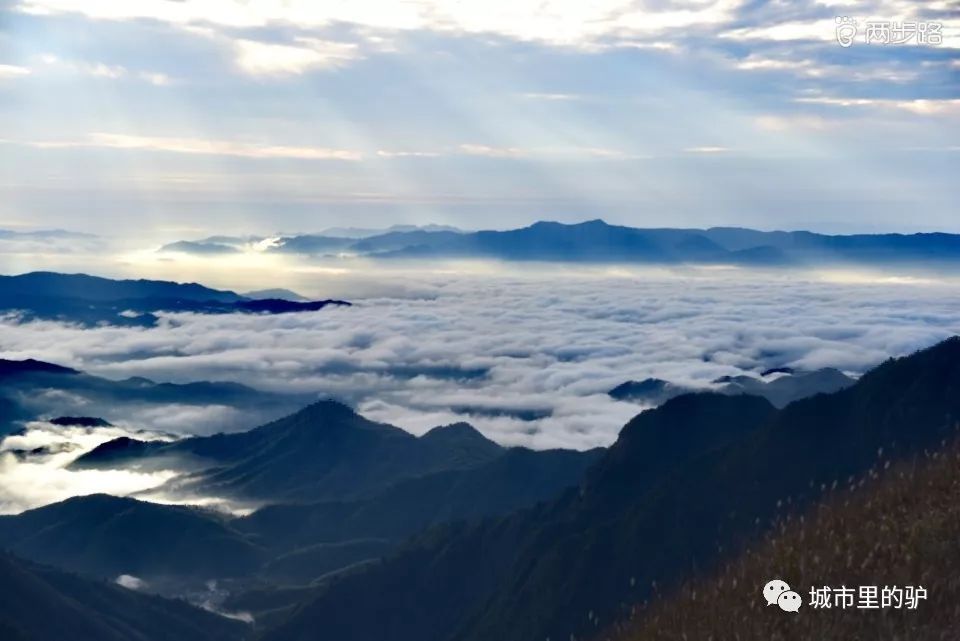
[4,337,960,640]
[165,220,960,267]
[0,272,350,326]
[610,367,855,408]
[256,337,960,641]
[1,401,599,615]
[0,357,311,436]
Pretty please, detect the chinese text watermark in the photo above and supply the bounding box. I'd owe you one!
[763,578,927,613]
[836,17,943,48]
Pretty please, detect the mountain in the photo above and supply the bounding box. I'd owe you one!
[236,445,602,553]
[5,407,598,598]
[77,402,512,502]
[160,240,240,255]
[0,357,310,436]
[258,337,960,641]
[243,288,308,302]
[0,357,78,377]
[249,220,960,266]
[49,416,113,427]
[611,436,960,640]
[608,378,681,405]
[319,224,464,239]
[0,494,267,581]
[610,368,855,408]
[0,271,350,326]
[0,551,245,641]
[0,271,242,303]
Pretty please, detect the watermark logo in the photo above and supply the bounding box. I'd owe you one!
[764,578,927,613]
[836,16,857,48]
[763,579,802,613]
[835,16,943,47]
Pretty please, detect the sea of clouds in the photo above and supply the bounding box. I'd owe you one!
[1,268,958,452]
[2,267,960,512]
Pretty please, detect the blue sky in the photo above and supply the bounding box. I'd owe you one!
[0,0,957,238]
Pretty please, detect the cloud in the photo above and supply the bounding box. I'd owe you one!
[795,97,960,116]
[0,421,179,514]
[684,146,730,153]
[116,574,147,590]
[0,64,31,78]
[457,143,637,159]
[234,37,360,76]
[519,92,584,101]
[14,0,743,50]
[0,267,957,456]
[6,133,364,160]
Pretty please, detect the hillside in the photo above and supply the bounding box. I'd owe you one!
[80,401,511,501]
[258,337,960,641]
[0,271,349,326]
[2,405,597,592]
[0,495,267,580]
[608,439,960,641]
[0,551,245,641]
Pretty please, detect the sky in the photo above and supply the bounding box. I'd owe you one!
[0,0,958,240]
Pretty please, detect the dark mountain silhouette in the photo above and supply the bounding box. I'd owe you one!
[0,358,309,436]
[160,240,240,255]
[610,367,854,408]
[0,551,245,641]
[0,271,350,326]
[152,219,960,268]
[234,298,350,313]
[219,220,960,266]
[0,358,78,377]
[236,446,602,552]
[608,378,680,405]
[77,402,519,502]
[0,272,242,303]
[243,288,308,301]
[5,408,597,595]
[612,437,960,641]
[258,337,960,641]
[0,495,267,580]
[49,416,113,427]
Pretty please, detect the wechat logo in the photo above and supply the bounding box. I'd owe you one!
[764,579,802,613]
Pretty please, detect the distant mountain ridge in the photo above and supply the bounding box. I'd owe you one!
[0,271,350,326]
[0,356,311,436]
[164,220,960,266]
[610,367,855,408]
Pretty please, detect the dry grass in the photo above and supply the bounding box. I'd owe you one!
[605,439,960,641]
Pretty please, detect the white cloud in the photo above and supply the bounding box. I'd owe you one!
[376,149,443,158]
[684,146,730,153]
[457,143,636,159]
[0,64,31,78]
[9,132,363,160]
[0,268,957,456]
[753,114,835,131]
[139,71,173,86]
[14,0,745,49]
[519,92,584,101]
[116,574,147,590]
[796,97,960,116]
[234,37,360,76]
[0,422,178,514]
